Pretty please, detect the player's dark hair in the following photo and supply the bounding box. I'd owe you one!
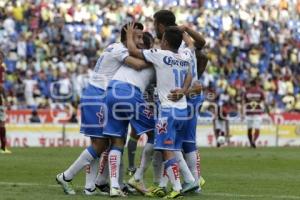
[163,27,183,50]
[153,10,176,27]
[121,22,144,43]
[143,32,154,49]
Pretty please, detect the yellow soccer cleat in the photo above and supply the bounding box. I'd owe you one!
[200,176,206,188]
[0,149,12,154]
[163,190,183,199]
[145,186,167,198]
[128,176,147,194]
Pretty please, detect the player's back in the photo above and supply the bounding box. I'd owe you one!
[179,43,198,85]
[89,42,128,90]
[142,48,191,109]
[112,64,154,93]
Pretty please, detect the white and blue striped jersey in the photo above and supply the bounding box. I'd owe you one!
[89,43,129,90]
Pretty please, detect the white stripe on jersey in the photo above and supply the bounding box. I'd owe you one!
[89,43,129,90]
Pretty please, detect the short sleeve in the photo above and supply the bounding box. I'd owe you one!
[111,44,129,62]
[142,49,162,63]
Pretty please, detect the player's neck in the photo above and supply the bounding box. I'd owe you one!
[163,47,178,53]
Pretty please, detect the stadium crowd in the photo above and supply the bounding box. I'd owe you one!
[0,0,300,113]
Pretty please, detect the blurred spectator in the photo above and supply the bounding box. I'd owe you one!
[29,110,41,123]
[0,0,299,113]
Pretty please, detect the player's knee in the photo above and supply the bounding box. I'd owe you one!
[130,128,139,139]
[90,138,109,155]
[146,131,154,144]
[182,142,197,153]
[111,137,124,149]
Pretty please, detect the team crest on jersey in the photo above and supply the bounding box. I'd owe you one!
[156,118,168,134]
[96,107,105,127]
[143,106,153,119]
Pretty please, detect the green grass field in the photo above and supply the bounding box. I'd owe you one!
[0,147,300,200]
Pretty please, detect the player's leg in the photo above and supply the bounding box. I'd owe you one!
[127,126,139,176]
[252,115,261,147]
[247,116,255,148]
[84,157,99,195]
[128,101,155,193]
[0,102,9,153]
[159,109,185,198]
[56,85,107,195]
[0,123,10,153]
[56,138,107,195]
[95,149,110,195]
[107,138,126,196]
[84,138,109,195]
[175,129,197,194]
[57,138,108,181]
[129,131,154,193]
[103,85,132,196]
[181,99,202,193]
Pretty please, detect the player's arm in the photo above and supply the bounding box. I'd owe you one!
[179,25,206,49]
[124,56,152,70]
[168,71,192,102]
[195,50,208,78]
[125,23,145,60]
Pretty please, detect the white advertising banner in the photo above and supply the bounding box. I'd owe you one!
[5,123,300,147]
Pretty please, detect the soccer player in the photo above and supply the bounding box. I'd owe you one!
[94,31,156,195]
[0,50,10,154]
[151,10,207,194]
[102,24,157,197]
[56,22,150,195]
[126,23,193,199]
[242,79,265,148]
[127,32,155,176]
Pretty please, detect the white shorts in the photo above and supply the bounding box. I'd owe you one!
[246,115,262,129]
[215,119,227,133]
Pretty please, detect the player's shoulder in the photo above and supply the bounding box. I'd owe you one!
[104,42,127,52]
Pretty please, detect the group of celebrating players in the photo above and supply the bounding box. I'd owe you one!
[56,9,208,199]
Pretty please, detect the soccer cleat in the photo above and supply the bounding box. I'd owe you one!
[122,183,137,194]
[110,187,127,197]
[181,181,199,193]
[0,149,12,154]
[128,176,147,194]
[95,184,110,195]
[163,190,183,199]
[200,176,206,188]
[83,188,98,196]
[145,186,167,198]
[127,167,136,176]
[56,173,76,195]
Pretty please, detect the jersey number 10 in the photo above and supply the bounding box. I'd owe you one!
[173,69,187,88]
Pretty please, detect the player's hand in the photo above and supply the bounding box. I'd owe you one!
[186,82,202,98]
[178,25,187,32]
[124,22,135,38]
[168,88,185,102]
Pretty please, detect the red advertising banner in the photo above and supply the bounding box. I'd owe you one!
[5,110,300,124]
[6,109,75,123]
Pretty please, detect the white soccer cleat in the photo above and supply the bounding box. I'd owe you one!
[56,173,76,195]
[181,180,199,193]
[83,188,98,196]
[110,187,127,197]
